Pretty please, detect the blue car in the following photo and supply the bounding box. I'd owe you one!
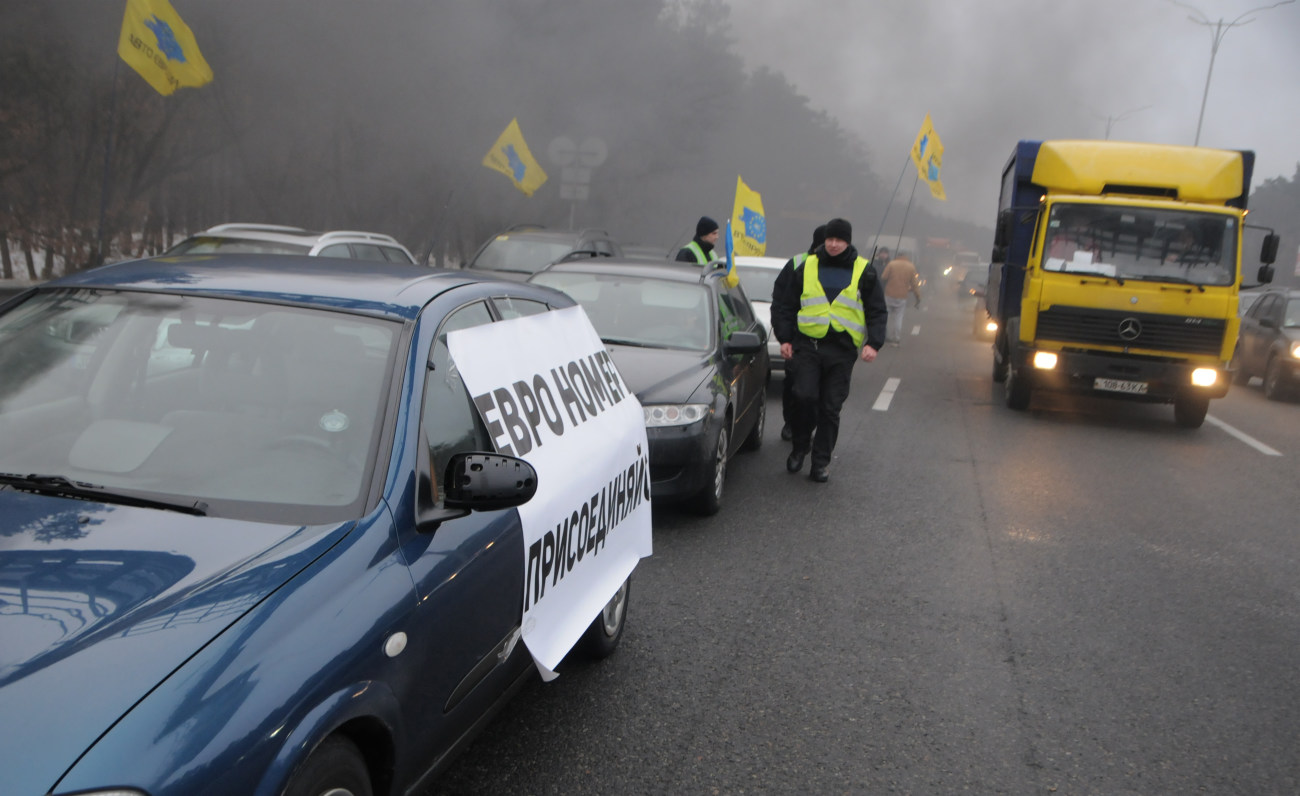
[0,256,632,795]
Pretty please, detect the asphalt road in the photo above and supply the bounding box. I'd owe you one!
[429,289,1299,795]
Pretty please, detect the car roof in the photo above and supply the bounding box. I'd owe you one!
[534,258,718,284]
[488,226,611,242]
[42,255,521,321]
[734,256,787,269]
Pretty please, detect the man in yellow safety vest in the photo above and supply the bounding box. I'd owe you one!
[770,217,887,482]
[676,216,720,264]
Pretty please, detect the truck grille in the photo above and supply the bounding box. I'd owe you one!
[1035,306,1225,355]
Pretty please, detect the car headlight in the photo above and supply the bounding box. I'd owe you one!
[644,404,709,427]
[1291,341,1300,360]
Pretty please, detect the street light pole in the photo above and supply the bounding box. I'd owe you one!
[1097,104,1154,139]
[1169,0,1295,146]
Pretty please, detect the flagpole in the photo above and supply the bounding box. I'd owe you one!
[94,58,122,268]
[869,154,912,262]
[895,172,920,253]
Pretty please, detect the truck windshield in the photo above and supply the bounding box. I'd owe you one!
[1042,203,1236,287]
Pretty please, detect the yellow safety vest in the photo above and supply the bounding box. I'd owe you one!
[684,241,709,264]
[797,254,869,347]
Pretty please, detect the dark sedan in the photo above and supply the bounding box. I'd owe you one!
[531,259,769,515]
[1231,287,1300,400]
[0,256,641,795]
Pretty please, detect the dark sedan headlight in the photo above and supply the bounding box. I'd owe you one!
[644,404,709,427]
[1290,341,1300,360]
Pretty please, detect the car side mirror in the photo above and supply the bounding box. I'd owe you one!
[417,452,537,532]
[723,330,764,355]
[1260,233,1280,265]
[1256,264,1275,285]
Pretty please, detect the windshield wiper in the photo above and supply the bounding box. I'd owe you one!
[1129,275,1206,292]
[0,472,208,515]
[1072,271,1125,285]
[601,337,660,348]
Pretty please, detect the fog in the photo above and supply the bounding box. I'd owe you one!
[726,0,1300,228]
[2,0,1298,271]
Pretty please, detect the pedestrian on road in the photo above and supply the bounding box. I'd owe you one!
[676,216,720,264]
[771,217,887,483]
[772,224,827,441]
[881,250,922,346]
[870,246,891,278]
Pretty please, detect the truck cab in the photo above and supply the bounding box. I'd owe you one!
[988,140,1279,427]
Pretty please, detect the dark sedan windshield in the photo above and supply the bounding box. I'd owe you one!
[0,290,398,523]
[531,272,713,351]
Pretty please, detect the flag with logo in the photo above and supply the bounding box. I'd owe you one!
[910,113,947,201]
[117,0,213,96]
[731,175,767,257]
[482,118,548,196]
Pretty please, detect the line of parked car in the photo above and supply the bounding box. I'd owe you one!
[0,217,776,796]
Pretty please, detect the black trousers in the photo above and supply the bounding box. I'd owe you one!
[789,337,857,469]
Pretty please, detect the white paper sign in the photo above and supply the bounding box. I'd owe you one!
[448,305,653,678]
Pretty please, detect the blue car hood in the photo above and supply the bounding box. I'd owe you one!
[606,345,713,404]
[0,490,354,795]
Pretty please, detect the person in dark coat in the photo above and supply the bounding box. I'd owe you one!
[676,216,720,263]
[773,224,827,441]
[770,217,887,482]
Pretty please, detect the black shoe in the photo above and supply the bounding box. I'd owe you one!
[780,424,793,441]
[809,466,829,483]
[786,451,806,473]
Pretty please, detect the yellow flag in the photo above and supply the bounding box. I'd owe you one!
[730,175,767,258]
[482,118,548,197]
[910,113,947,201]
[117,0,213,96]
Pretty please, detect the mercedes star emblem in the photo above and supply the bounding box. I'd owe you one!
[1117,317,1142,341]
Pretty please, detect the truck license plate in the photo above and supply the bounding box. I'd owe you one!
[1094,377,1148,395]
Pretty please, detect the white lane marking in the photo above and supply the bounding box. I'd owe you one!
[873,377,901,411]
[911,324,920,336]
[1205,414,1282,456]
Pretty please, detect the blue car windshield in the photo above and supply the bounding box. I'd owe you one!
[0,289,399,523]
[531,272,713,351]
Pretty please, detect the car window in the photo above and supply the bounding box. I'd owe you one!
[0,289,398,522]
[423,302,494,490]
[382,246,415,264]
[735,265,779,301]
[1250,295,1277,321]
[317,244,352,258]
[1285,298,1300,328]
[473,237,571,273]
[351,244,390,262]
[169,237,311,256]
[532,272,711,351]
[493,296,550,319]
[716,287,747,341]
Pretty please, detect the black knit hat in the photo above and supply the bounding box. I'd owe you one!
[824,217,852,244]
[696,216,719,237]
[810,224,827,252]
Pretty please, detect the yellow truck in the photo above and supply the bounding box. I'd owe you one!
[987,140,1279,427]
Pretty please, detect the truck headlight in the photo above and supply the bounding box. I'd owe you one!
[1032,351,1058,370]
[1191,368,1218,387]
[644,404,708,427]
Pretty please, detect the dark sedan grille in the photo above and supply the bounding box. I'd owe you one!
[1035,306,1226,355]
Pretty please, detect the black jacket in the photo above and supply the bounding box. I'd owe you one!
[771,243,888,351]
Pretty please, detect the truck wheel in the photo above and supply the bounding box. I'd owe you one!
[1230,346,1251,385]
[1004,359,1031,410]
[1173,395,1209,428]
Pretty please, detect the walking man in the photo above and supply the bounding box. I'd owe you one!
[880,250,922,345]
[676,216,720,264]
[771,217,887,483]
[772,224,827,441]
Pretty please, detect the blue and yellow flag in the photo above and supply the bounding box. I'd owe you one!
[117,0,213,96]
[910,113,947,201]
[724,218,738,287]
[482,118,548,197]
[731,175,766,258]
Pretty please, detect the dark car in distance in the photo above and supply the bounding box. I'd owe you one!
[1232,287,1300,400]
[466,225,622,280]
[0,255,633,795]
[530,259,769,515]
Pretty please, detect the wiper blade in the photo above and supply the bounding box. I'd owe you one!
[601,337,658,348]
[1129,275,1206,292]
[0,472,208,515]
[1072,271,1125,285]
